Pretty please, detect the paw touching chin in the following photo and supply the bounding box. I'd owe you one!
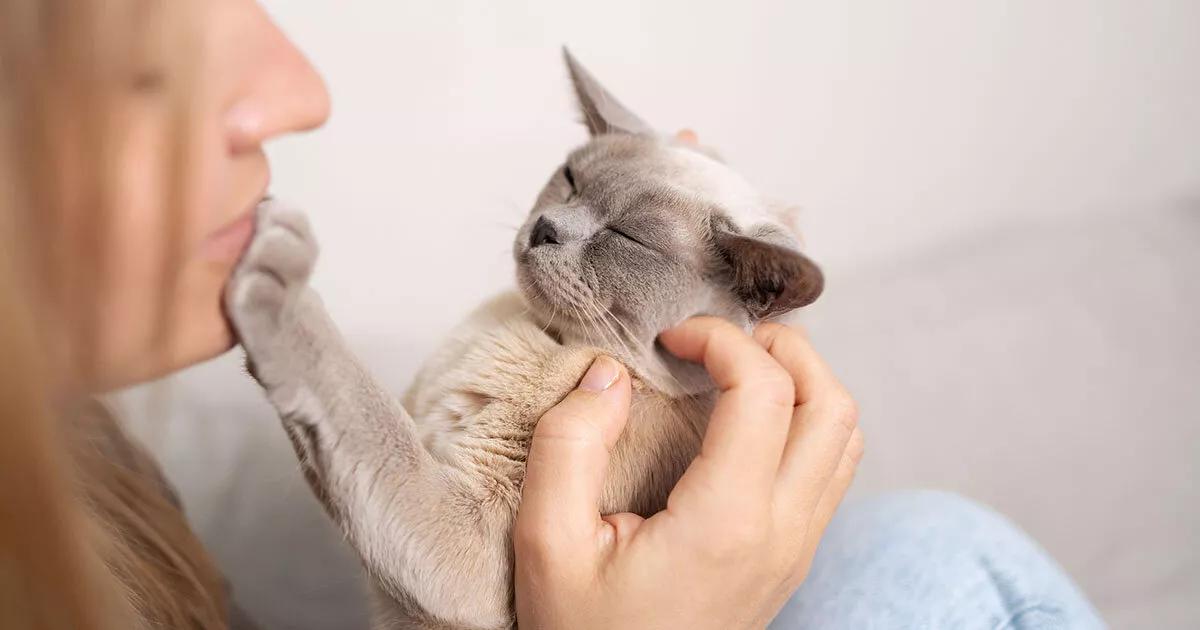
[224,199,319,380]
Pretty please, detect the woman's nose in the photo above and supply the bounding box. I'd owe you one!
[224,7,331,153]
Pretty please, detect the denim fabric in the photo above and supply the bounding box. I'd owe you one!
[771,491,1105,630]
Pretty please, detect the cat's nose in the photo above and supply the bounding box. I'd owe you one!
[530,216,560,248]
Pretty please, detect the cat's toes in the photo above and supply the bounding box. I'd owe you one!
[246,200,318,286]
[225,200,319,336]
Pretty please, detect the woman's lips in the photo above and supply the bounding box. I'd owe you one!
[202,206,257,262]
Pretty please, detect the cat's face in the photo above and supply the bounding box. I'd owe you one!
[514,51,822,357]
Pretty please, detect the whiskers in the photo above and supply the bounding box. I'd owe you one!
[517,276,561,340]
[493,199,530,235]
[567,274,688,396]
[521,267,687,395]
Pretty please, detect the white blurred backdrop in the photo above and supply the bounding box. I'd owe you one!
[121,2,1200,628]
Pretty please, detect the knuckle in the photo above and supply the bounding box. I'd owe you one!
[701,315,738,330]
[846,428,865,465]
[829,393,859,434]
[707,318,745,346]
[752,321,786,346]
[757,367,796,408]
[536,401,578,430]
[534,407,602,445]
[758,321,806,354]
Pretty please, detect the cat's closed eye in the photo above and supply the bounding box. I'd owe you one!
[563,165,577,192]
[608,225,652,251]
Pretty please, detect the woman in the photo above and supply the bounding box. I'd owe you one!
[0,1,1102,628]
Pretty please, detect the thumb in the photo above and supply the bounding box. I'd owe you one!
[518,355,631,550]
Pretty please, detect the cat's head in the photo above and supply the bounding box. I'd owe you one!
[514,50,822,375]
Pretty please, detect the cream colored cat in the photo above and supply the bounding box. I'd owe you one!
[226,51,822,629]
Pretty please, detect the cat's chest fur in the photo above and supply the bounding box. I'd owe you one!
[401,291,712,517]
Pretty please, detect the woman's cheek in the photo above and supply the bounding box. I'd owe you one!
[88,111,236,390]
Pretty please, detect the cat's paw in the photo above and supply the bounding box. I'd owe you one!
[224,199,318,350]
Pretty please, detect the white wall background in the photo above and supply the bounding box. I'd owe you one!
[125,2,1200,628]
[261,0,1200,376]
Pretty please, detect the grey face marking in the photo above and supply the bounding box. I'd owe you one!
[513,51,824,381]
[516,137,709,346]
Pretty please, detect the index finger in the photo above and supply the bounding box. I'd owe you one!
[753,322,859,513]
[752,322,842,405]
[659,317,795,494]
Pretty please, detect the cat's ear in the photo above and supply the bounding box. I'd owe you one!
[715,229,824,320]
[563,47,654,137]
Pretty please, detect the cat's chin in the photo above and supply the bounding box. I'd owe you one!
[519,299,575,347]
[515,263,564,315]
[514,276,597,347]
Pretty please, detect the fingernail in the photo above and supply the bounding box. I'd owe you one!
[579,356,620,392]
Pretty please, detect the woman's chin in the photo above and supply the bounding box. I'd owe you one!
[192,312,240,364]
[95,341,227,394]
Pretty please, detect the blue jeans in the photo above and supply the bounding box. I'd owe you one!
[771,491,1106,630]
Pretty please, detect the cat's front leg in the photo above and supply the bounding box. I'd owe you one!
[224,201,515,630]
[221,200,427,489]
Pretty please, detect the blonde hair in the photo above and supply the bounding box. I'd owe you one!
[0,1,228,628]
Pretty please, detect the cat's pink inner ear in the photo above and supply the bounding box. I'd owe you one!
[675,129,699,145]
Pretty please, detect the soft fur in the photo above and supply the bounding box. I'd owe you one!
[226,50,822,630]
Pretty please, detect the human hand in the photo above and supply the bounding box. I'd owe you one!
[514,318,863,629]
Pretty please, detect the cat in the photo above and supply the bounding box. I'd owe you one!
[225,50,823,630]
